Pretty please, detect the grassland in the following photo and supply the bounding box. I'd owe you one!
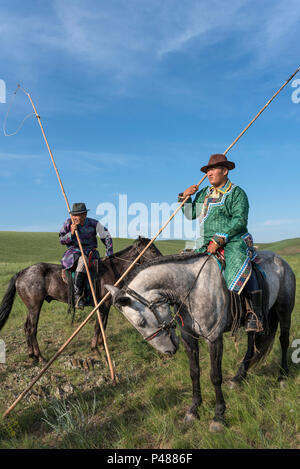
[0,232,299,449]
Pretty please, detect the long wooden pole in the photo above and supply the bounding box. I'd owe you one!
[223,66,300,156]
[196,65,300,188]
[3,66,299,418]
[3,221,176,418]
[20,86,115,381]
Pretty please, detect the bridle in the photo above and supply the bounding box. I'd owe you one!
[122,254,212,342]
[123,286,176,341]
[111,242,157,267]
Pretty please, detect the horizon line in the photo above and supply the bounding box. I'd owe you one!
[0,230,299,245]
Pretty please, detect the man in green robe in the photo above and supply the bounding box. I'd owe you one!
[178,153,263,332]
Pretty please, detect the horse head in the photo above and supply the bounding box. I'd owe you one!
[105,284,179,356]
[134,236,162,261]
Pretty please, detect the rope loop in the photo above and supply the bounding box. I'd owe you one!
[3,84,35,137]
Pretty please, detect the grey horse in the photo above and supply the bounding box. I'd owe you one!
[105,250,295,431]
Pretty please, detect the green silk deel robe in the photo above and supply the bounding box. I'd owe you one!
[180,179,258,294]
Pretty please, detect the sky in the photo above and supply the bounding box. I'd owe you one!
[0,0,300,243]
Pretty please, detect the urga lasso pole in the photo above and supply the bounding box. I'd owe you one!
[3,66,299,418]
[18,86,115,381]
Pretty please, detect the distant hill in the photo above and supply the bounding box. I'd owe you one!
[257,238,300,255]
[0,232,298,264]
[0,232,184,263]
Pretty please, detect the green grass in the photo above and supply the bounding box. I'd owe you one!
[0,233,299,449]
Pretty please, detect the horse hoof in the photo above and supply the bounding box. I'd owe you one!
[30,355,46,364]
[30,357,39,365]
[183,412,198,426]
[278,377,287,388]
[209,420,225,433]
[91,347,101,358]
[227,377,243,389]
[227,380,238,390]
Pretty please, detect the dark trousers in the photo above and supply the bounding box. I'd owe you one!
[244,268,259,293]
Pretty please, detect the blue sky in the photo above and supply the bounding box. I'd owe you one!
[0,0,300,242]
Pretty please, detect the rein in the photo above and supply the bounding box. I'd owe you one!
[112,256,142,265]
[106,244,145,280]
[124,254,212,342]
[110,243,149,266]
[169,254,213,341]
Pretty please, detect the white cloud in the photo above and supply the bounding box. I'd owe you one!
[57,149,144,171]
[262,218,300,227]
[12,224,59,232]
[50,0,252,75]
[1,0,300,83]
[51,0,300,77]
[250,216,300,242]
[0,0,299,116]
[0,152,40,160]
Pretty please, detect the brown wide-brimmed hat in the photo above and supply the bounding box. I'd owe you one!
[200,154,235,173]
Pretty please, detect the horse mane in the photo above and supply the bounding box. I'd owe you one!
[109,236,150,259]
[124,251,208,286]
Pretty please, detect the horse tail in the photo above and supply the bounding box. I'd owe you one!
[248,306,279,369]
[0,273,20,330]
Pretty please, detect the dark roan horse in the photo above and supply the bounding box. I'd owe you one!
[0,237,162,362]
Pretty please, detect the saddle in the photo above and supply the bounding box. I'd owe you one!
[203,242,269,334]
[62,258,101,322]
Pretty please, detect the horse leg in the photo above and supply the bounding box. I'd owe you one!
[91,303,110,355]
[24,301,46,363]
[24,315,35,359]
[208,336,226,431]
[274,257,295,381]
[181,333,202,423]
[278,308,291,380]
[269,298,292,381]
[279,325,290,379]
[230,332,256,385]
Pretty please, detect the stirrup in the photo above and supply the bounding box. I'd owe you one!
[75,295,85,310]
[245,312,264,333]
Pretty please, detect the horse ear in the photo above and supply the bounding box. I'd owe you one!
[105,285,119,296]
[115,295,131,307]
[105,284,146,327]
[105,284,131,307]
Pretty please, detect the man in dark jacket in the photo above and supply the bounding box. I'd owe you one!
[59,203,113,308]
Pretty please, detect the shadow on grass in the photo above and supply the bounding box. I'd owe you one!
[1,365,183,449]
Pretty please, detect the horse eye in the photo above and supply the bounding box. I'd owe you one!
[116,296,131,307]
[138,317,146,328]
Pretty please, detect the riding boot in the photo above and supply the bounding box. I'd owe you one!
[74,272,86,309]
[245,290,264,333]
